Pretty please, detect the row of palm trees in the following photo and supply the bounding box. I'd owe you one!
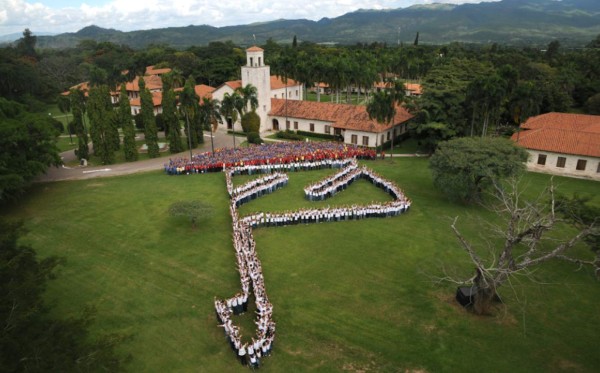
[268,45,433,105]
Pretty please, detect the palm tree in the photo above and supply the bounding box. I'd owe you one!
[236,84,258,113]
[199,96,221,155]
[179,76,200,158]
[220,92,243,150]
[467,74,507,137]
[367,90,396,157]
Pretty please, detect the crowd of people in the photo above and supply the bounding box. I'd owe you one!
[163,142,376,175]
[213,158,411,369]
[227,172,289,208]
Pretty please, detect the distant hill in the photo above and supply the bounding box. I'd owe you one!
[34,0,600,49]
[0,31,56,44]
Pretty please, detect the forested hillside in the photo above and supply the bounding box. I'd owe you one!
[27,0,600,49]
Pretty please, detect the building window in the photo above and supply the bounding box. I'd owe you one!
[351,134,358,144]
[537,154,547,165]
[387,132,391,141]
[286,120,290,130]
[597,162,600,173]
[310,123,315,132]
[294,121,298,130]
[324,125,331,134]
[296,90,298,96]
[362,136,369,146]
[274,94,277,98]
[576,159,587,171]
[556,157,566,168]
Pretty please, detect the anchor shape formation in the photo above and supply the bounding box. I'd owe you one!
[215,158,411,368]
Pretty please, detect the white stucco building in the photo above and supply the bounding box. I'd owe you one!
[512,112,600,180]
[237,46,413,147]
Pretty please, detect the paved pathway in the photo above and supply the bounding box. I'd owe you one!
[36,130,247,182]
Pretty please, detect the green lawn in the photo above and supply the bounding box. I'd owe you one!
[2,159,599,372]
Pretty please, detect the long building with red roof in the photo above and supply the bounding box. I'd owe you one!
[511,112,600,180]
[219,46,413,147]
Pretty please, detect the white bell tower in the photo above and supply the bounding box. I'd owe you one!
[241,46,271,133]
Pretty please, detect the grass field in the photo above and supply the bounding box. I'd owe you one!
[2,158,599,372]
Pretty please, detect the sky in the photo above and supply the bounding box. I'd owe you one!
[0,0,500,36]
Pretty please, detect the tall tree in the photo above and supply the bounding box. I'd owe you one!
[87,85,118,164]
[220,92,243,149]
[236,84,259,113]
[16,28,38,60]
[0,99,61,203]
[161,74,183,154]
[178,76,201,154]
[448,179,598,315]
[139,77,160,158]
[69,88,89,161]
[429,137,528,203]
[199,97,221,155]
[367,90,396,155]
[466,73,507,137]
[117,86,138,161]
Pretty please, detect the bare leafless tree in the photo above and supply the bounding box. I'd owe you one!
[448,177,598,315]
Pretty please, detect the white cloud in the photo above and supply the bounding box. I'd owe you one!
[0,0,500,36]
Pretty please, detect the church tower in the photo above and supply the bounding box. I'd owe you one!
[241,46,271,133]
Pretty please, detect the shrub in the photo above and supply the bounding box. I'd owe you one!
[296,130,336,140]
[241,111,261,133]
[276,130,304,141]
[247,132,263,144]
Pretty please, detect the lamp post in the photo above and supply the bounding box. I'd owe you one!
[210,122,215,155]
[185,112,193,161]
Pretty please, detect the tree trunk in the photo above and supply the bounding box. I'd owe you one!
[473,269,497,315]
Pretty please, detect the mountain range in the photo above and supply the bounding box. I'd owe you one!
[24,0,600,49]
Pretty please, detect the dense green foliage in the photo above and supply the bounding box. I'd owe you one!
[69,88,89,160]
[117,86,138,162]
[139,77,160,158]
[276,130,304,141]
[179,76,202,149]
[0,98,61,202]
[241,110,260,133]
[161,74,184,154]
[429,137,529,202]
[87,85,119,164]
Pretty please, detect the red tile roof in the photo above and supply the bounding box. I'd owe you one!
[405,83,423,95]
[224,80,242,90]
[271,76,300,90]
[194,84,215,100]
[270,99,413,133]
[511,112,600,157]
[247,46,264,52]
[130,91,163,107]
[123,75,163,92]
[145,65,172,75]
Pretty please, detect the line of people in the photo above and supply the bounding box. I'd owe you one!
[213,157,411,369]
[227,172,289,208]
[215,171,288,368]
